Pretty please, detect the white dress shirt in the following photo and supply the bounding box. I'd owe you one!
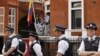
[78,35,100,51]
[57,35,69,55]
[45,15,50,23]
[2,34,19,54]
[32,40,43,56]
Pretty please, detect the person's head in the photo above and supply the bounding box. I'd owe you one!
[29,32,39,42]
[4,27,14,37]
[16,34,22,39]
[86,23,97,37]
[47,13,50,16]
[54,25,66,37]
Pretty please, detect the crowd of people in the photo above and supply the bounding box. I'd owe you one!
[2,22,100,56]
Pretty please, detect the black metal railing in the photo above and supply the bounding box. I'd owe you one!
[42,38,82,56]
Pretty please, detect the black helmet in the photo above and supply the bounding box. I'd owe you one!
[16,34,22,39]
[5,27,14,33]
[29,31,39,40]
[54,25,66,31]
[86,23,97,30]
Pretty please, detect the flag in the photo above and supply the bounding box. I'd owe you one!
[27,0,34,26]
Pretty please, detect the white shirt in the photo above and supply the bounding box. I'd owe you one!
[2,34,19,54]
[57,35,69,55]
[45,15,50,23]
[78,35,100,51]
[32,40,43,56]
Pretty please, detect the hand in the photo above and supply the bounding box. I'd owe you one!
[23,53,26,56]
[3,53,8,56]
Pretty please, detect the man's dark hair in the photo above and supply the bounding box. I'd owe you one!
[5,27,14,33]
[61,31,65,34]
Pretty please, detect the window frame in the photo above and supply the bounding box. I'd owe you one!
[67,0,87,37]
[68,0,84,30]
[9,7,16,32]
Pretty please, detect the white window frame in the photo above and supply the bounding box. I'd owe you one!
[9,7,16,32]
[66,0,87,37]
[34,0,43,3]
[68,0,84,30]
[0,7,5,35]
[44,0,50,15]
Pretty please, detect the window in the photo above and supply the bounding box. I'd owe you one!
[9,8,16,31]
[72,2,81,8]
[68,0,84,29]
[47,5,50,10]
[71,1,82,29]
[45,0,50,13]
[71,10,81,29]
[0,7,5,34]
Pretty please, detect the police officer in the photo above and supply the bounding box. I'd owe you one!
[29,32,43,56]
[54,25,71,56]
[78,23,100,56]
[16,34,27,56]
[2,27,19,56]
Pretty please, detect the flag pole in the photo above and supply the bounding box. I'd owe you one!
[32,0,38,33]
[32,1,36,24]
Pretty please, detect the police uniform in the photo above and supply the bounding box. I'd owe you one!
[2,27,19,56]
[78,23,100,55]
[16,35,27,56]
[29,32,43,56]
[55,25,71,56]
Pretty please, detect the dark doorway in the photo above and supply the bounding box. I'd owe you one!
[18,15,36,38]
[0,36,3,54]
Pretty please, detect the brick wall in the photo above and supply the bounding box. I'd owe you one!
[50,0,68,36]
[50,0,100,36]
[84,0,100,35]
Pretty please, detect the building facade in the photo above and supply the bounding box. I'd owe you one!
[50,0,100,38]
[0,0,44,54]
[0,0,100,55]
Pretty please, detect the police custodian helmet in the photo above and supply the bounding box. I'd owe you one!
[54,25,66,31]
[29,31,39,40]
[5,27,14,32]
[86,23,97,30]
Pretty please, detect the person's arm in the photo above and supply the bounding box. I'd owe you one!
[3,47,16,56]
[4,38,19,56]
[23,43,28,55]
[56,40,69,56]
[17,43,28,55]
[78,41,95,56]
[2,44,5,54]
[56,52,62,56]
[33,43,43,56]
[78,51,96,56]
[90,41,100,56]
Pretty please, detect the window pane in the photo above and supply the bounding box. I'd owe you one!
[9,24,11,28]
[12,18,15,23]
[72,2,81,8]
[9,17,11,23]
[0,8,4,15]
[47,5,50,10]
[12,9,15,15]
[12,25,14,29]
[0,24,3,33]
[9,9,11,15]
[0,16,3,23]
[71,10,81,29]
